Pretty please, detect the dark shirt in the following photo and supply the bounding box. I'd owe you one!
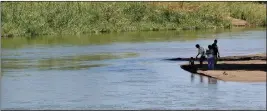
[212,43,218,55]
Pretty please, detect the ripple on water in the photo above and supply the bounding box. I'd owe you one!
[1,29,266,109]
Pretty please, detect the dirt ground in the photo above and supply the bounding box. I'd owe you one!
[180,54,266,82]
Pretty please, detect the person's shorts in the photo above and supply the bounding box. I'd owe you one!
[200,55,206,62]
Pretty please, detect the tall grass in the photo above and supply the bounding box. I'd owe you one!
[228,2,266,26]
[1,2,266,37]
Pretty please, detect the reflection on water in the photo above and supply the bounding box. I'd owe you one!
[191,73,194,82]
[2,27,265,49]
[190,73,218,84]
[200,75,204,83]
[2,52,138,72]
[208,78,217,84]
[1,28,266,110]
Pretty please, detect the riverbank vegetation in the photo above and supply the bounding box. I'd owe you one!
[1,2,266,37]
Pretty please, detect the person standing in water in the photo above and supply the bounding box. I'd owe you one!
[212,39,220,65]
[195,44,206,67]
[206,45,214,70]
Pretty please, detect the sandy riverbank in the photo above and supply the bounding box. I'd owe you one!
[180,53,266,82]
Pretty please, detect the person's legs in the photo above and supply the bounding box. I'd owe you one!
[200,56,205,67]
[207,58,212,70]
[211,57,215,70]
[214,54,218,65]
[199,56,203,67]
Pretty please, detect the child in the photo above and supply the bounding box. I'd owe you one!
[206,45,214,70]
[189,57,194,65]
[189,57,197,72]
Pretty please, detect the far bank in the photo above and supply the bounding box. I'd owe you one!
[1,2,266,38]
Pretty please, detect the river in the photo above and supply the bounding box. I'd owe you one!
[1,28,266,110]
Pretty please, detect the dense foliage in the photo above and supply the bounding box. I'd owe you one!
[1,2,266,37]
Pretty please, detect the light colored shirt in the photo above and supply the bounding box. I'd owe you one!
[198,47,205,56]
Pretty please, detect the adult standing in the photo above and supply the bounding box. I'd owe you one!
[206,45,214,70]
[195,44,206,67]
[212,39,220,65]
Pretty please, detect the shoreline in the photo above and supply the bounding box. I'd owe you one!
[180,53,266,82]
[2,26,266,39]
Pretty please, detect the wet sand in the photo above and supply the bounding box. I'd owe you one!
[180,54,266,82]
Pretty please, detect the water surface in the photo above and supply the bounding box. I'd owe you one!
[1,28,266,110]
